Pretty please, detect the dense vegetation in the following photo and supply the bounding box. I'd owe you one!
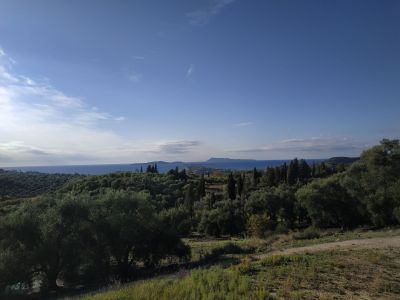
[0,139,399,296]
[0,170,76,199]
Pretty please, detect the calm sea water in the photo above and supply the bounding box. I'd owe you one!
[2,159,323,175]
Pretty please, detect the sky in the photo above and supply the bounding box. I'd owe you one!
[0,0,399,166]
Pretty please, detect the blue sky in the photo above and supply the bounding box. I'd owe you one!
[0,0,399,166]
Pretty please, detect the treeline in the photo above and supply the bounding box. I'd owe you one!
[0,170,77,199]
[0,139,399,295]
[195,139,400,236]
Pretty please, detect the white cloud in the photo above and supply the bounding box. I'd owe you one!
[0,49,206,166]
[234,121,253,127]
[187,0,236,25]
[0,48,134,166]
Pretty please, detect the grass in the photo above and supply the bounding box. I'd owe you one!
[81,248,400,300]
[268,227,400,251]
[79,228,400,300]
[184,237,266,262]
[81,267,273,300]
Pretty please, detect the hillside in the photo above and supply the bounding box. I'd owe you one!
[83,228,400,300]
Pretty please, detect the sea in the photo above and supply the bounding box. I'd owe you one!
[2,159,324,175]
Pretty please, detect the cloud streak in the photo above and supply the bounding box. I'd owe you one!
[234,137,370,156]
[234,121,253,127]
[187,0,236,25]
[186,64,195,78]
[157,140,201,154]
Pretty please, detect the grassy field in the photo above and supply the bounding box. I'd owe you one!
[79,228,400,300]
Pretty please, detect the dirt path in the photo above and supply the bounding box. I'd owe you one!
[256,236,400,259]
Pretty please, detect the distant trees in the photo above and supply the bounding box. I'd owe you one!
[0,171,76,200]
[146,164,158,173]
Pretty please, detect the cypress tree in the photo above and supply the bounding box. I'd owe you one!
[265,167,276,187]
[298,159,311,182]
[281,163,288,183]
[274,166,281,184]
[227,172,236,200]
[197,174,206,199]
[252,167,259,187]
[237,173,244,197]
[287,158,299,185]
[184,183,195,218]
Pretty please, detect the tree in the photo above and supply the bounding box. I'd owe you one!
[298,159,311,182]
[287,158,299,185]
[198,200,245,236]
[264,167,276,187]
[237,174,244,197]
[184,183,195,218]
[252,168,259,187]
[342,139,400,226]
[280,163,288,183]
[197,175,206,199]
[227,173,236,200]
[296,175,362,228]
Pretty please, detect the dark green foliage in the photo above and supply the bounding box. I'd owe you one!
[287,158,299,185]
[197,175,206,199]
[227,173,236,200]
[0,170,76,199]
[159,206,192,237]
[61,172,187,210]
[263,167,276,187]
[0,191,190,292]
[184,183,195,217]
[252,167,260,187]
[237,173,244,197]
[198,200,245,236]
[146,164,158,173]
[296,175,362,228]
[341,139,400,226]
[298,159,311,182]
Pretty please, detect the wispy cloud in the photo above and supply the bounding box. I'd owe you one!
[234,121,253,127]
[187,0,236,26]
[128,71,143,83]
[0,47,130,166]
[133,55,145,60]
[0,47,206,166]
[158,140,201,154]
[234,137,371,156]
[186,64,195,78]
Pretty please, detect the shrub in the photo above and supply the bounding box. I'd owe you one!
[293,227,321,240]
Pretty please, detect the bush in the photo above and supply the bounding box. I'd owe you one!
[293,227,321,240]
